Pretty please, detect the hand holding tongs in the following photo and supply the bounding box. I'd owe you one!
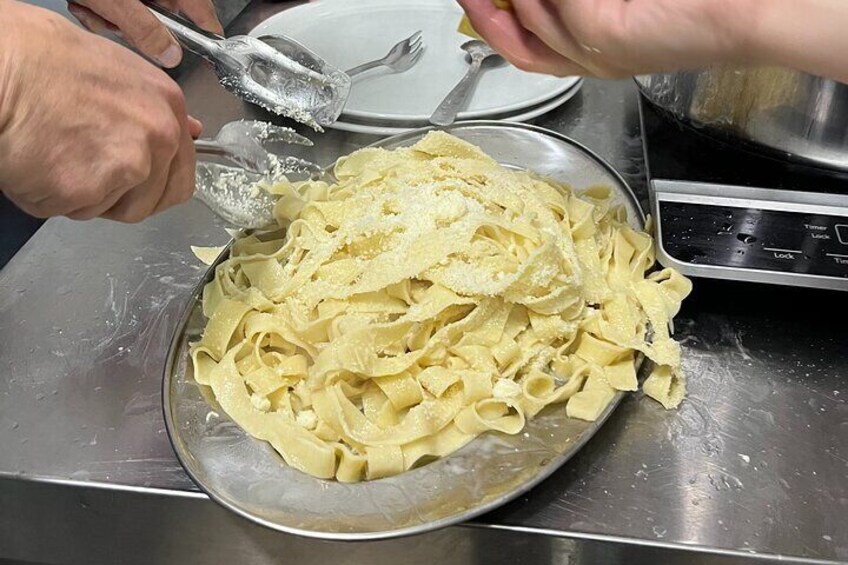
[141,0,350,129]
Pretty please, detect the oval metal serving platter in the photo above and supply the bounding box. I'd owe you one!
[163,121,645,540]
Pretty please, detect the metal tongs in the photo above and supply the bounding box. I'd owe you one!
[193,120,327,231]
[143,1,351,129]
[194,120,315,175]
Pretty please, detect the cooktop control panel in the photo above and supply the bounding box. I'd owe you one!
[652,181,848,291]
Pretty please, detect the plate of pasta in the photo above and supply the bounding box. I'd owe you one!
[164,122,691,539]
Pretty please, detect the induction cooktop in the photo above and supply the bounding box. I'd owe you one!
[640,97,848,291]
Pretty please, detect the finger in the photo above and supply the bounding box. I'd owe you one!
[188,116,204,139]
[65,184,127,221]
[10,200,53,219]
[101,162,170,223]
[540,0,631,78]
[152,126,196,215]
[458,0,590,76]
[3,189,56,219]
[22,166,129,219]
[75,0,182,67]
[67,2,115,35]
[511,0,584,64]
[101,178,167,223]
[178,0,224,35]
[27,189,105,219]
[157,0,179,12]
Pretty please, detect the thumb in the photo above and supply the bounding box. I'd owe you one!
[80,0,183,67]
[188,116,203,139]
[128,11,183,68]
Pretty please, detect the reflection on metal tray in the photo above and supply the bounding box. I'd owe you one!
[163,122,645,540]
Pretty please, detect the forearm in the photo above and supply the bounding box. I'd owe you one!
[751,0,848,83]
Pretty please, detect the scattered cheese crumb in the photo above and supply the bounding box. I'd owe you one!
[493,378,522,399]
[296,409,318,429]
[250,394,271,412]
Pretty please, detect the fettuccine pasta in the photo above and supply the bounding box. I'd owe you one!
[191,132,691,482]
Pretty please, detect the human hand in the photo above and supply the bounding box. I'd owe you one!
[456,0,759,78]
[67,0,223,68]
[0,1,201,223]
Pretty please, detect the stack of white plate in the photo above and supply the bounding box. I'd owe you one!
[249,0,583,135]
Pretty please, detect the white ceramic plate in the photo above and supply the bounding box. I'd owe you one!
[329,79,583,135]
[249,0,580,123]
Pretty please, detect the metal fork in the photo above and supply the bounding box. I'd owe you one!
[346,31,425,77]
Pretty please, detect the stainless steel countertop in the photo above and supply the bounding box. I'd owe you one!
[1,1,846,563]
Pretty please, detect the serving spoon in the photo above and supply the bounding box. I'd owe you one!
[429,40,503,127]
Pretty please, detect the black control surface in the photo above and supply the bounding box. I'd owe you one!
[659,201,848,278]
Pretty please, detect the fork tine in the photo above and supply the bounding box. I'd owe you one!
[409,47,425,65]
[408,36,424,51]
[262,124,314,147]
[276,156,326,179]
[352,31,426,75]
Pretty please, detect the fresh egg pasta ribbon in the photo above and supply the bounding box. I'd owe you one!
[191,131,692,482]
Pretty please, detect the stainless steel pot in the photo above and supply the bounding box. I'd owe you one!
[636,68,848,171]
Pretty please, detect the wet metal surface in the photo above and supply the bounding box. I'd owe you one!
[0,1,846,563]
